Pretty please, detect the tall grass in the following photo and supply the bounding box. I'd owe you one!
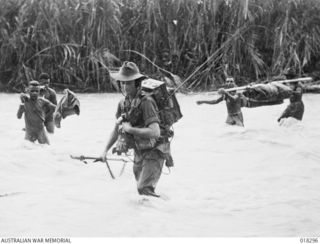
[0,0,320,92]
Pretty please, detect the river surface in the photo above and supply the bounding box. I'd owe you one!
[0,92,319,237]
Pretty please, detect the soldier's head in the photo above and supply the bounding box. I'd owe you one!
[110,61,146,98]
[27,80,40,100]
[160,49,172,67]
[284,68,296,79]
[225,77,237,94]
[39,73,50,88]
[226,77,235,88]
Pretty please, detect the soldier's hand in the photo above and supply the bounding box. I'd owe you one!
[117,142,127,154]
[20,93,29,103]
[117,125,125,134]
[218,88,226,95]
[99,151,108,162]
[116,116,124,125]
[122,122,132,133]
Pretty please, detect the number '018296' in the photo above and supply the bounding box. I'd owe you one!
[300,238,318,243]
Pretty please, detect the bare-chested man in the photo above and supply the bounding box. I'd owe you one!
[278,81,304,122]
[17,81,56,144]
[196,79,246,127]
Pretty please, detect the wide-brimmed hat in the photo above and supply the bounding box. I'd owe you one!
[110,61,145,82]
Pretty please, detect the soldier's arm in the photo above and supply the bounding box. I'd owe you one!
[222,91,238,102]
[103,123,120,153]
[100,102,122,160]
[51,90,57,105]
[17,93,28,119]
[292,86,303,98]
[99,123,120,162]
[278,103,295,121]
[196,96,224,105]
[17,103,25,119]
[44,99,57,115]
[123,122,160,139]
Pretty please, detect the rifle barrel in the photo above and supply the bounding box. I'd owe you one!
[81,156,99,160]
[70,155,130,162]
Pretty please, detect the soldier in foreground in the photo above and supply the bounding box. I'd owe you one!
[100,61,174,197]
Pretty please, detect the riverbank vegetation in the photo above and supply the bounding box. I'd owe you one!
[1,0,320,92]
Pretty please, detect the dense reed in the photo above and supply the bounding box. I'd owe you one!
[0,0,319,92]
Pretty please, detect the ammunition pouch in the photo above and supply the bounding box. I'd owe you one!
[133,136,157,151]
[164,153,174,168]
[133,135,174,168]
[112,131,134,155]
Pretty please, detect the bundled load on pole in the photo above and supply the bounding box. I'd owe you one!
[242,82,293,107]
[304,83,320,93]
[222,77,312,108]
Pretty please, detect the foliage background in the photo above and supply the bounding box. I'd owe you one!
[0,0,320,92]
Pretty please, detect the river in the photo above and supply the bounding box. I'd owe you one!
[0,92,319,237]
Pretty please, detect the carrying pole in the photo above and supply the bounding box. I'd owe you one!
[205,77,313,95]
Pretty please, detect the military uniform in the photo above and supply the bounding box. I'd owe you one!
[116,92,171,195]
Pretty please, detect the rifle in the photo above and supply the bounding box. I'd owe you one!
[206,77,313,95]
[70,155,130,179]
[70,155,129,163]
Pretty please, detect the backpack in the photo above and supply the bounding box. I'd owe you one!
[141,78,183,137]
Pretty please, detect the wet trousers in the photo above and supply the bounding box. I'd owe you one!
[133,149,165,194]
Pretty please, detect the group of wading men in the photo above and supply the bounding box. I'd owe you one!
[17,62,304,198]
[196,77,304,127]
[17,73,57,145]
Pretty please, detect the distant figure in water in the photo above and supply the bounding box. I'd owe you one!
[39,73,57,134]
[196,78,246,127]
[278,81,304,123]
[17,81,56,144]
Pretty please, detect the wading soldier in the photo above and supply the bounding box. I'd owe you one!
[100,62,172,197]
